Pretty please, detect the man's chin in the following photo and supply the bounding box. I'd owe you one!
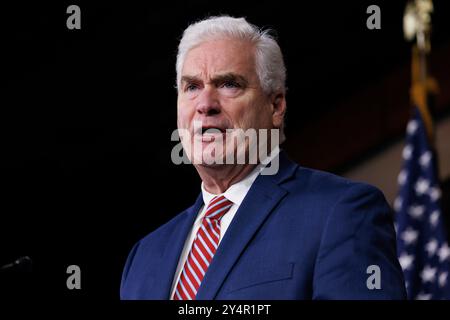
[195,162,223,170]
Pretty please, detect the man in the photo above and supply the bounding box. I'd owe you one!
[120,16,406,299]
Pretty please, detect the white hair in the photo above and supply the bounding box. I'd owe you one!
[175,16,286,96]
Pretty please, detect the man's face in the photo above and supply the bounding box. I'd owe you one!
[177,38,281,166]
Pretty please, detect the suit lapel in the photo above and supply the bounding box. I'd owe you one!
[195,151,298,299]
[150,194,204,299]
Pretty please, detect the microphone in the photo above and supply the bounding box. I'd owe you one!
[0,256,33,272]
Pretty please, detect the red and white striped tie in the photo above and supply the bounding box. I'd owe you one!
[173,195,233,300]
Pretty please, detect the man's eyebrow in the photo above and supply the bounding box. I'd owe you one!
[180,73,249,86]
[211,73,248,86]
[180,75,201,85]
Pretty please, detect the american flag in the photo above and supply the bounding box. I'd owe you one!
[395,107,450,299]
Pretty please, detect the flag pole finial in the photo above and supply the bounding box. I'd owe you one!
[403,0,433,53]
[404,0,436,142]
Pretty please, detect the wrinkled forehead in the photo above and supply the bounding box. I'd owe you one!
[181,38,258,81]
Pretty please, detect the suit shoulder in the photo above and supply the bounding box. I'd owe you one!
[285,165,386,205]
[293,167,382,197]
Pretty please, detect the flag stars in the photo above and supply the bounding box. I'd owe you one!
[419,151,432,168]
[395,112,449,299]
[399,252,415,271]
[415,178,430,196]
[429,187,441,201]
[401,227,419,245]
[420,265,437,283]
[408,204,425,219]
[398,170,408,185]
[425,239,438,257]
[429,210,440,228]
[439,272,448,287]
[407,120,418,135]
[438,243,450,262]
[403,144,413,160]
[394,197,403,212]
[416,292,432,300]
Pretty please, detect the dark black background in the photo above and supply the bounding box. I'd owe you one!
[2,1,450,300]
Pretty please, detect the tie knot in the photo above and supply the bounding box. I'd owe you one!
[205,195,233,221]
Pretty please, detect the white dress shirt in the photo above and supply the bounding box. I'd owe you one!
[169,149,279,299]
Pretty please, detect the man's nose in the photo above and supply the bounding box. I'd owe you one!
[196,86,220,116]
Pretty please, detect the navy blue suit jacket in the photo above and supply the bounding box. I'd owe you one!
[120,151,406,299]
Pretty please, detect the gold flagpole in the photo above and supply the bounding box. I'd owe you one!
[403,0,438,143]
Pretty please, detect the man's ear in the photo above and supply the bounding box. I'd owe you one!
[271,92,286,128]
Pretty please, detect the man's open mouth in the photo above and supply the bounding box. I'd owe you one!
[195,126,229,142]
[201,127,227,135]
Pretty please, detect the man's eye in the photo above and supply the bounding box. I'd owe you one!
[185,84,199,92]
[221,81,241,89]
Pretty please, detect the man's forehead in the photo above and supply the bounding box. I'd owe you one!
[182,39,256,78]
